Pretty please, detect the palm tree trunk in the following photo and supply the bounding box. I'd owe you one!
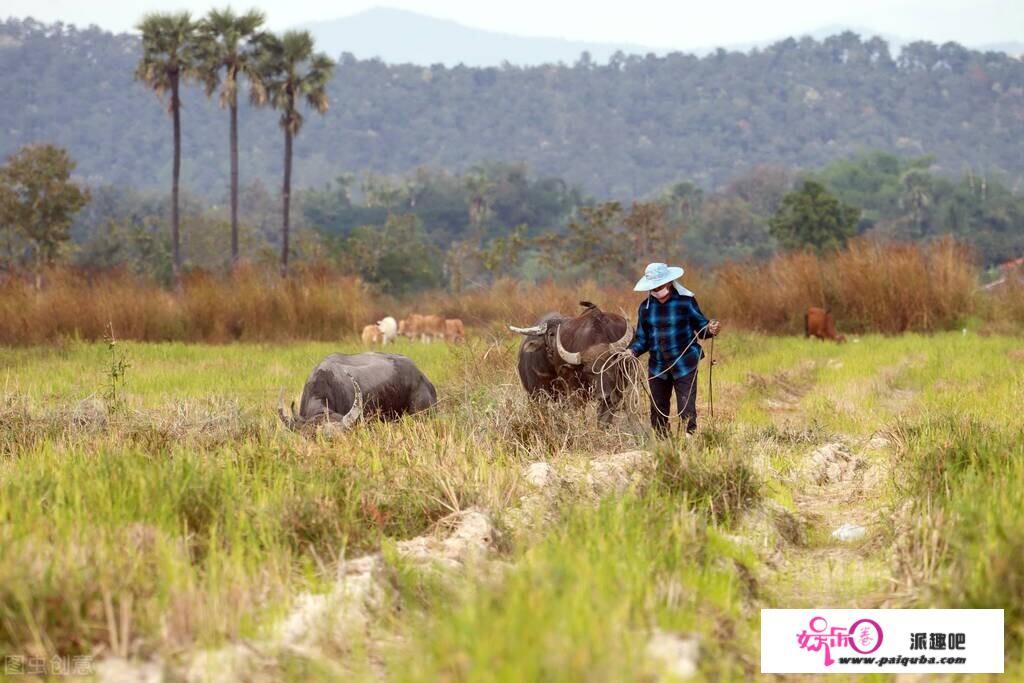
[230,100,239,266]
[34,247,43,291]
[171,72,182,285]
[281,126,292,277]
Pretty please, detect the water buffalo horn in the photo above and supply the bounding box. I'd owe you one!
[508,323,547,335]
[610,323,634,352]
[276,389,294,429]
[338,370,363,429]
[555,324,582,365]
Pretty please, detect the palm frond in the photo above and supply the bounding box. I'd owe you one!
[279,30,315,62]
[194,7,267,106]
[134,11,200,102]
[256,31,334,130]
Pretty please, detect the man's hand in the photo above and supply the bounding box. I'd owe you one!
[708,319,722,336]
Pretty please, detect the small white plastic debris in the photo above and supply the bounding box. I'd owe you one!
[524,462,555,488]
[646,629,699,679]
[832,523,867,542]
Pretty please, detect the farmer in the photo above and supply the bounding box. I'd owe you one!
[627,262,721,437]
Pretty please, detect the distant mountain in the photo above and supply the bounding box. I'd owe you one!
[294,7,658,66]
[295,7,1024,66]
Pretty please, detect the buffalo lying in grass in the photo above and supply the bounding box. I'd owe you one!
[279,352,437,433]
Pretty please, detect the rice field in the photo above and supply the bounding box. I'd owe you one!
[1,331,1022,680]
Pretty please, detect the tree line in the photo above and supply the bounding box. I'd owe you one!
[2,18,1023,200]
[5,145,1021,292]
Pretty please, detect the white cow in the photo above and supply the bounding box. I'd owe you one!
[376,316,398,345]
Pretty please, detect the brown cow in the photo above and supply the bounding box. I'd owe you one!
[400,314,445,342]
[361,324,382,345]
[420,315,445,341]
[444,318,466,342]
[398,314,423,340]
[805,307,846,343]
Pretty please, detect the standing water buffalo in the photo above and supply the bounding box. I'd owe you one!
[511,312,570,398]
[279,352,437,432]
[510,302,633,424]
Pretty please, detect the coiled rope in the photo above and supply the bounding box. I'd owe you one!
[589,322,715,423]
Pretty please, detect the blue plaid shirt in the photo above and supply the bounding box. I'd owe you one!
[628,291,713,379]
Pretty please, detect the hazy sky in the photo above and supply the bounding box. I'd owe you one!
[5,0,1021,48]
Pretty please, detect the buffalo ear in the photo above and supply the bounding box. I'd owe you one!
[523,338,545,352]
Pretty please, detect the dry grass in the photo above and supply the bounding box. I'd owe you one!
[0,264,375,345]
[976,278,1024,335]
[407,277,648,336]
[708,237,979,334]
[0,238,1018,346]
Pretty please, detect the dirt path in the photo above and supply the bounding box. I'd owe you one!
[729,357,917,682]
[742,356,920,624]
[770,437,893,609]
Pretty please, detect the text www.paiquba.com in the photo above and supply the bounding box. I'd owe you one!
[837,655,968,667]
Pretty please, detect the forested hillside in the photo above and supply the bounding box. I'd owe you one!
[2,18,1023,198]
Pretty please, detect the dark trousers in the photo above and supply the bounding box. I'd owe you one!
[649,370,699,436]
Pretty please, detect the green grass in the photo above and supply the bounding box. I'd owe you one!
[0,338,464,407]
[1,332,1022,679]
[394,495,758,682]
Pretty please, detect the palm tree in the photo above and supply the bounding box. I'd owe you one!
[464,169,495,245]
[259,31,334,276]
[196,7,267,267]
[900,168,933,238]
[135,12,199,285]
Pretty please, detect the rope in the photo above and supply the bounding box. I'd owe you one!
[589,322,713,422]
[708,333,715,421]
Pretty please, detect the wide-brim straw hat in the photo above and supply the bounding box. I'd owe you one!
[633,262,693,296]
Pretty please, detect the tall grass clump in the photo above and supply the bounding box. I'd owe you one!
[393,494,757,681]
[0,264,373,345]
[179,264,373,342]
[891,416,1024,649]
[976,278,1024,333]
[709,237,977,334]
[653,432,763,525]
[0,268,184,344]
